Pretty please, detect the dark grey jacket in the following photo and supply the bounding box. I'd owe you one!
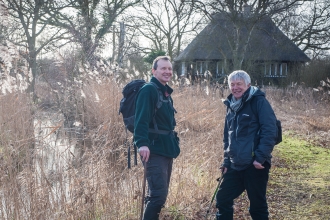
[223,88,277,171]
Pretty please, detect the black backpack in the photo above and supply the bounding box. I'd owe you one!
[118,79,175,168]
[118,79,170,133]
[274,120,282,145]
[250,97,282,145]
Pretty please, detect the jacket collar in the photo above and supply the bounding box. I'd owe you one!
[150,76,173,95]
[224,87,265,108]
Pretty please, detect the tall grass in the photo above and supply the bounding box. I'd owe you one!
[0,67,329,219]
[0,93,35,219]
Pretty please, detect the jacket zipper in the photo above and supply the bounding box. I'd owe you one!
[235,114,239,141]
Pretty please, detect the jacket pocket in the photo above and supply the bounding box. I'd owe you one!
[236,114,251,137]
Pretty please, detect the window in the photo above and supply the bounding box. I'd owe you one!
[264,62,287,77]
[181,62,186,76]
[216,61,225,77]
[196,61,203,75]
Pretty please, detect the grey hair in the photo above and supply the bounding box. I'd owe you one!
[228,70,251,88]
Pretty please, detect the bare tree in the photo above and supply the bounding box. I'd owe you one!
[193,0,309,17]
[275,0,330,59]
[0,1,7,44]
[131,0,205,60]
[2,0,68,98]
[43,0,141,66]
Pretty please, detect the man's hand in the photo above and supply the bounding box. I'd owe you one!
[220,166,227,174]
[253,160,264,169]
[139,146,150,162]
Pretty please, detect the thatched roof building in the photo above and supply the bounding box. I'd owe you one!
[174,11,310,81]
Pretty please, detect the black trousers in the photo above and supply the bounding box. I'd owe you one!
[216,162,270,220]
[142,154,173,220]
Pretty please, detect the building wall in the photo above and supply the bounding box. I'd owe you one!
[177,60,292,81]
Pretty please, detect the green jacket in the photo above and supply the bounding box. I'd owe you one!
[134,77,180,158]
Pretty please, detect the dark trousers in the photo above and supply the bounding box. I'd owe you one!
[142,154,173,220]
[216,162,270,220]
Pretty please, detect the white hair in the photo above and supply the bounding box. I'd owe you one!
[228,70,251,88]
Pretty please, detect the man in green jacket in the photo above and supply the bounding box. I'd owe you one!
[134,56,180,220]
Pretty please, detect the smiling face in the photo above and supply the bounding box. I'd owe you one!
[152,59,173,85]
[230,79,250,99]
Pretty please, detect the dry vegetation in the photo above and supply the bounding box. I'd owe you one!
[0,72,330,219]
[0,75,330,219]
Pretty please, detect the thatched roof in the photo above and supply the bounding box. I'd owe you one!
[175,13,310,63]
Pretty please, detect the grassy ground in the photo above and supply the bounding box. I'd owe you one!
[268,134,330,220]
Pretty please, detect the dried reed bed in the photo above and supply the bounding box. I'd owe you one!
[0,93,35,219]
[162,86,227,219]
[0,80,138,219]
[73,81,229,219]
[56,78,144,219]
[262,86,330,148]
[82,83,330,219]
[0,80,329,219]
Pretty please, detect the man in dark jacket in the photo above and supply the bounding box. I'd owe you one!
[134,56,180,220]
[216,70,277,220]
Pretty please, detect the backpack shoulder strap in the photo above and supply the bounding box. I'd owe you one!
[149,82,167,109]
[147,82,177,133]
[149,82,176,112]
[147,82,165,132]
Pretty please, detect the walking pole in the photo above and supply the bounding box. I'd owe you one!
[140,162,147,220]
[205,173,224,220]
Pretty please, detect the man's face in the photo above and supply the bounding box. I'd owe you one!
[230,79,250,99]
[152,59,173,85]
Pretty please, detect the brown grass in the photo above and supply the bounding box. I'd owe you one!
[0,79,329,219]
